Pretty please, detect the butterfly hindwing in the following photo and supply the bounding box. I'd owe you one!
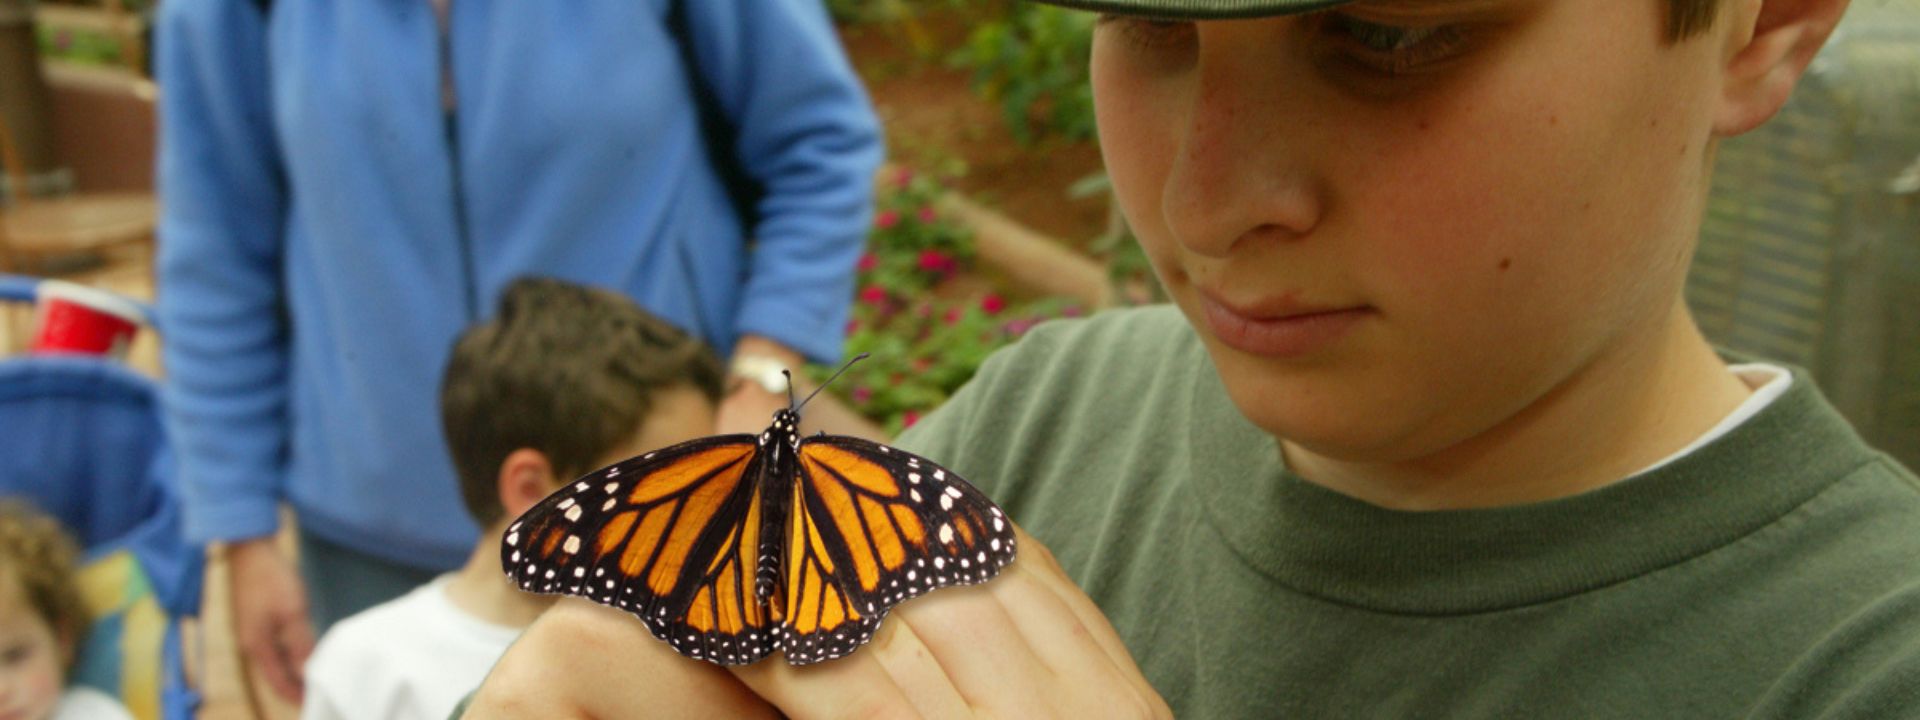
[502,434,779,665]
[778,434,1018,664]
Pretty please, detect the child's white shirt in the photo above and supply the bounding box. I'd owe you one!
[302,574,522,720]
[54,687,133,720]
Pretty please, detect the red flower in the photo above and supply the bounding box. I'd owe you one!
[856,253,878,272]
[902,410,921,428]
[912,357,933,372]
[845,319,860,335]
[859,286,889,306]
[942,307,963,325]
[917,206,938,224]
[918,249,953,274]
[981,293,1007,315]
[875,210,901,229]
[852,386,873,404]
[1062,305,1085,318]
[893,166,915,190]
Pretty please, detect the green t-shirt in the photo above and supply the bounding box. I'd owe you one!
[897,305,1920,718]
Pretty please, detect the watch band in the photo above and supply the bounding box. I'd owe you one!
[729,354,792,395]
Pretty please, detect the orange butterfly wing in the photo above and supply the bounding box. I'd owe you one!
[777,435,1017,664]
[503,435,778,665]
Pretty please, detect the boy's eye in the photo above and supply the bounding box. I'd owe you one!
[1096,15,1197,52]
[1320,14,1471,75]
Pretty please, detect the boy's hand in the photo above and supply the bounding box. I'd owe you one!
[468,530,1166,719]
[224,537,315,704]
[730,529,1170,719]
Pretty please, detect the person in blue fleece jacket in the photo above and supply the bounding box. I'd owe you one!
[154,0,882,704]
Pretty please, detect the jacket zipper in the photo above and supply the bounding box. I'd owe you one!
[437,4,478,321]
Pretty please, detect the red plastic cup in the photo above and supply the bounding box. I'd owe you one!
[31,280,144,359]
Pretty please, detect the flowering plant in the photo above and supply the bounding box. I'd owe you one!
[815,168,1084,435]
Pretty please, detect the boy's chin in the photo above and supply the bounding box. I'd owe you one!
[1210,362,1431,465]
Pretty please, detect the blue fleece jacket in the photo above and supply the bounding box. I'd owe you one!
[156,0,883,569]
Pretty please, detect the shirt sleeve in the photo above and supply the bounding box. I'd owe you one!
[1744,580,1920,719]
[153,0,291,544]
[675,0,885,363]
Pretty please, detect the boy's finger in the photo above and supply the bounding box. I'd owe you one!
[1008,528,1143,679]
[863,613,976,716]
[895,581,1056,715]
[730,641,921,720]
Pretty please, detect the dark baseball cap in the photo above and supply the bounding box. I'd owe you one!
[1031,0,1355,19]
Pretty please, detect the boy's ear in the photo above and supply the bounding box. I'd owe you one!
[497,448,559,519]
[1714,0,1852,136]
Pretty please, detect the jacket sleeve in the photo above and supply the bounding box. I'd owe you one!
[154,0,290,545]
[677,0,885,363]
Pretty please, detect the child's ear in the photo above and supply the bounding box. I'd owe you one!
[1714,0,1851,136]
[497,448,558,519]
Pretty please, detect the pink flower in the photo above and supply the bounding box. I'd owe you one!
[875,210,901,229]
[981,294,1006,315]
[845,319,860,335]
[918,249,953,274]
[917,206,938,224]
[856,253,878,272]
[902,410,921,428]
[852,386,873,404]
[859,286,888,306]
[1062,305,1085,318]
[893,166,915,190]
[943,307,963,325]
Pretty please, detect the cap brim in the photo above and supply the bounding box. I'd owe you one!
[1028,0,1354,20]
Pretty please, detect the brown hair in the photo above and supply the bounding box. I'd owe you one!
[0,500,87,667]
[439,277,726,527]
[1669,0,1724,40]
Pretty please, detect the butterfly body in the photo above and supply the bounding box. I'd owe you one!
[503,408,1017,666]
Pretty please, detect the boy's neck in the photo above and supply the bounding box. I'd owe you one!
[443,523,555,629]
[1284,300,1757,511]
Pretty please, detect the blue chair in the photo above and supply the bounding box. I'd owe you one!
[0,273,201,720]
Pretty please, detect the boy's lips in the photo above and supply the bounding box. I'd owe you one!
[1197,290,1373,358]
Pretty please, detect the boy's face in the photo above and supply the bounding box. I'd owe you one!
[0,580,65,720]
[1094,0,1732,461]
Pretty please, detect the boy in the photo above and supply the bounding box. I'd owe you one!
[468,0,1920,717]
[302,277,725,720]
[0,501,134,720]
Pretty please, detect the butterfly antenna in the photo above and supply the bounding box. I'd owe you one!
[796,353,869,412]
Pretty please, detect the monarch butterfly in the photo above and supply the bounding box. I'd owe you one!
[501,358,1017,666]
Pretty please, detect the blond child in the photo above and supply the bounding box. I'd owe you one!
[0,501,134,720]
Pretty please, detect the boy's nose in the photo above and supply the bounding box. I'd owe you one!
[1161,26,1324,258]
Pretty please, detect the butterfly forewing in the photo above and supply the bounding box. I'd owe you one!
[502,435,780,665]
[777,435,1018,664]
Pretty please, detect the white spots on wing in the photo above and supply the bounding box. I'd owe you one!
[564,505,583,522]
[944,486,962,499]
[909,489,922,503]
[940,494,954,510]
[908,472,921,484]
[510,551,520,563]
[601,498,616,512]
[604,482,619,494]
[563,535,581,554]
[993,517,1005,532]
[907,570,917,581]
[990,538,1001,551]
[933,470,946,481]
[644,452,656,460]
[505,532,519,547]
[573,566,586,578]
[938,523,954,544]
[608,467,621,477]
[558,498,576,510]
[574,482,589,492]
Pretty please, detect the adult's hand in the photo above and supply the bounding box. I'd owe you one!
[730,529,1170,719]
[224,537,315,704]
